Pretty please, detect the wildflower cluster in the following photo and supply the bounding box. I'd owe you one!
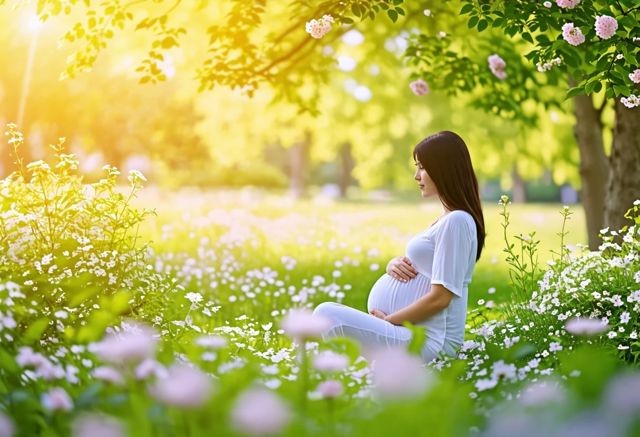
[305,15,334,39]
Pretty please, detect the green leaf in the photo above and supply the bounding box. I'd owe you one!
[387,9,398,22]
[468,15,479,28]
[460,3,474,14]
[522,32,533,43]
[24,318,51,343]
[477,19,488,31]
[566,86,584,99]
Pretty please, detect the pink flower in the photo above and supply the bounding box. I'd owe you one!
[317,380,344,399]
[621,94,640,108]
[0,412,14,437]
[305,15,334,39]
[409,79,430,96]
[41,387,73,412]
[562,23,586,46]
[280,308,331,342]
[150,364,213,408]
[135,359,167,380]
[595,15,618,39]
[73,413,125,437]
[556,0,580,9]
[230,387,291,436]
[369,347,433,399]
[565,317,609,335]
[93,323,157,365]
[488,54,507,80]
[629,69,640,84]
[312,350,349,372]
[92,366,124,385]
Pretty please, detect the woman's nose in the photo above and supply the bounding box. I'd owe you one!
[414,170,420,180]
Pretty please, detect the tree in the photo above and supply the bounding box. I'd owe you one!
[403,0,639,243]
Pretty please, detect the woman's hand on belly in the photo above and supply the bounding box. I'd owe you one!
[386,256,418,282]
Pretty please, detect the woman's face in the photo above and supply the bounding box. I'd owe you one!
[414,160,438,198]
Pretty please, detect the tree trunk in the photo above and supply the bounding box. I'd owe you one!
[572,92,609,250]
[289,132,310,199]
[511,165,527,203]
[338,142,354,198]
[605,100,640,232]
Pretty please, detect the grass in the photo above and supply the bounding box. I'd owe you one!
[133,188,587,314]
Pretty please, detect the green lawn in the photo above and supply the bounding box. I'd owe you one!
[134,188,587,314]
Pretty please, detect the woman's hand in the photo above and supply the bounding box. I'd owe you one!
[369,308,388,320]
[386,256,418,282]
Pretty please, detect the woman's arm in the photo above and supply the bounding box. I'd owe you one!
[382,284,454,325]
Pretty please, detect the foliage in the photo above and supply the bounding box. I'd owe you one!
[0,124,174,345]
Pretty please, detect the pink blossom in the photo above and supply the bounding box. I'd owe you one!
[305,15,334,39]
[604,373,640,414]
[565,317,608,335]
[595,15,618,39]
[629,69,640,84]
[280,308,331,342]
[562,23,586,46]
[556,0,580,8]
[92,366,124,385]
[409,79,430,96]
[312,350,349,372]
[93,323,158,365]
[150,364,213,408]
[0,412,14,437]
[317,380,344,399]
[41,387,73,412]
[72,413,125,437]
[488,54,507,80]
[369,347,433,399]
[135,358,167,380]
[621,95,640,108]
[519,380,565,406]
[230,387,291,436]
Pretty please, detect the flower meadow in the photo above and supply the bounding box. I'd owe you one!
[1,129,640,437]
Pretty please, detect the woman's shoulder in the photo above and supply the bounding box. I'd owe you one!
[439,210,476,235]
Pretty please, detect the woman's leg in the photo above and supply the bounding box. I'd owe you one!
[312,302,413,349]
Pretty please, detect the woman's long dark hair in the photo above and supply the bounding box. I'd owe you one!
[413,131,485,261]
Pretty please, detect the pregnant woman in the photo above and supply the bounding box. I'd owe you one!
[313,131,485,364]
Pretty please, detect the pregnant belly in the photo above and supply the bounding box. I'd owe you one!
[367,273,432,316]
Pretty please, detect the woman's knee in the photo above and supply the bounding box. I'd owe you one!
[312,302,342,322]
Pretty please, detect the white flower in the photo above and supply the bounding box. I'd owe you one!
[42,387,73,411]
[195,335,227,349]
[549,342,563,352]
[565,317,609,336]
[150,364,214,408]
[127,169,147,185]
[621,312,631,324]
[185,292,203,304]
[475,378,498,391]
[230,387,291,436]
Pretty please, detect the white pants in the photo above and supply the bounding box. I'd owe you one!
[312,301,440,364]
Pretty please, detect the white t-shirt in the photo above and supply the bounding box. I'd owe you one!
[366,210,478,357]
[406,210,478,355]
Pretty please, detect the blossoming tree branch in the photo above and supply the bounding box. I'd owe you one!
[3,0,639,245]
